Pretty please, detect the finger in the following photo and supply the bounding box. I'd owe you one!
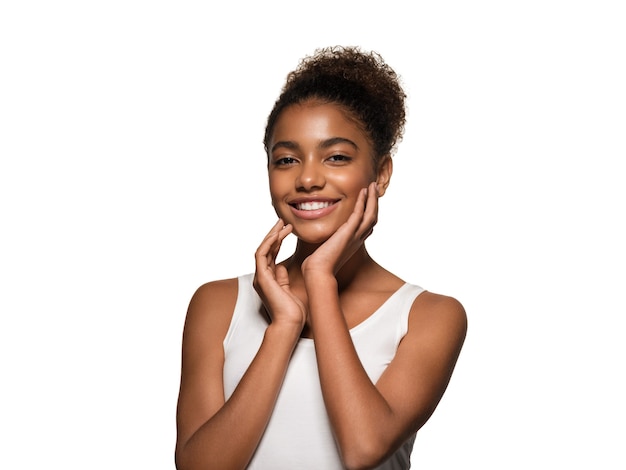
[278,223,293,241]
[354,187,368,216]
[359,182,379,232]
[364,182,378,218]
[341,187,367,234]
[257,219,285,250]
[255,219,285,268]
[360,226,374,241]
[344,185,373,239]
[275,264,290,288]
[268,223,292,263]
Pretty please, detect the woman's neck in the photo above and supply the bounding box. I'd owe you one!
[283,240,377,291]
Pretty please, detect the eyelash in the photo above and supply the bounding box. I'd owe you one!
[274,157,298,166]
[327,154,351,162]
[272,154,352,166]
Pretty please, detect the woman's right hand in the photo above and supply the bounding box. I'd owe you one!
[253,219,307,332]
[176,220,308,469]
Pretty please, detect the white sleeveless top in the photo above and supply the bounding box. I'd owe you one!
[223,273,425,469]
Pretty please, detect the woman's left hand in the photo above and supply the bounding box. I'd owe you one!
[302,181,379,276]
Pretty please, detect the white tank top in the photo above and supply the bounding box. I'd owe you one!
[223,273,425,469]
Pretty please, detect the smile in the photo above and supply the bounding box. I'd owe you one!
[294,201,333,211]
[288,199,339,220]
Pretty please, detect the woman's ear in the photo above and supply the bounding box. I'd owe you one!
[375,156,393,197]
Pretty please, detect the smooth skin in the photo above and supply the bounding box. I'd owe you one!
[175,101,467,470]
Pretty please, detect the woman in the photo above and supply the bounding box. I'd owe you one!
[175,46,467,470]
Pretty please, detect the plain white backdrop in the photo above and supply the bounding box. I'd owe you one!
[1,1,624,468]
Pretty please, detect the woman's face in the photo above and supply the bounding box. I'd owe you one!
[267,101,390,244]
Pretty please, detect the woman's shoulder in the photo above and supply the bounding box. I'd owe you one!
[407,290,467,347]
[183,276,242,342]
[190,276,240,309]
[370,264,466,333]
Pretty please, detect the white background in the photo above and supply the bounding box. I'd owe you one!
[1,1,624,468]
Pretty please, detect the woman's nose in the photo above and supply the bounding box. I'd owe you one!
[296,160,325,191]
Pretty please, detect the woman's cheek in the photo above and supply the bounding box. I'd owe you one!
[271,197,291,222]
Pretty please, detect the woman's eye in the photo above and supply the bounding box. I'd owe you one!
[274,157,297,166]
[327,154,351,163]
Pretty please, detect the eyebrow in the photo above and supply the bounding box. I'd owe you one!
[320,137,359,150]
[271,137,359,153]
[271,140,300,153]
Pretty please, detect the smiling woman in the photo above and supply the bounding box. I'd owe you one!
[268,102,388,245]
[174,46,467,470]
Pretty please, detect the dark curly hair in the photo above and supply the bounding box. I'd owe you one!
[263,46,406,166]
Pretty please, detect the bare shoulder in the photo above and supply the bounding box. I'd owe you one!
[411,291,467,326]
[375,288,466,434]
[176,277,240,451]
[183,277,239,345]
[187,278,239,320]
[407,290,467,353]
[188,277,239,314]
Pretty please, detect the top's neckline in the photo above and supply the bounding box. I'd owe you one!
[296,282,410,344]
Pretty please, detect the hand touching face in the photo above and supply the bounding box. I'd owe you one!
[267,101,391,246]
[300,180,381,276]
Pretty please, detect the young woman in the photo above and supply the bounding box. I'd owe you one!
[175,46,467,470]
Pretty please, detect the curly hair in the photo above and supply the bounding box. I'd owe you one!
[263,46,406,165]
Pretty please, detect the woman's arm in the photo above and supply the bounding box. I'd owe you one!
[175,221,304,470]
[175,281,301,470]
[302,183,467,469]
[305,274,466,470]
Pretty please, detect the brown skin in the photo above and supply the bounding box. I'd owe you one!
[175,101,467,470]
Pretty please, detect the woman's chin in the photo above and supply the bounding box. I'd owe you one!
[291,227,333,246]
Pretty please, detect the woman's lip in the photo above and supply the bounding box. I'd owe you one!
[288,200,339,220]
[288,197,339,205]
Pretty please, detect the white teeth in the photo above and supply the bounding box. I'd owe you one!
[296,201,332,211]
